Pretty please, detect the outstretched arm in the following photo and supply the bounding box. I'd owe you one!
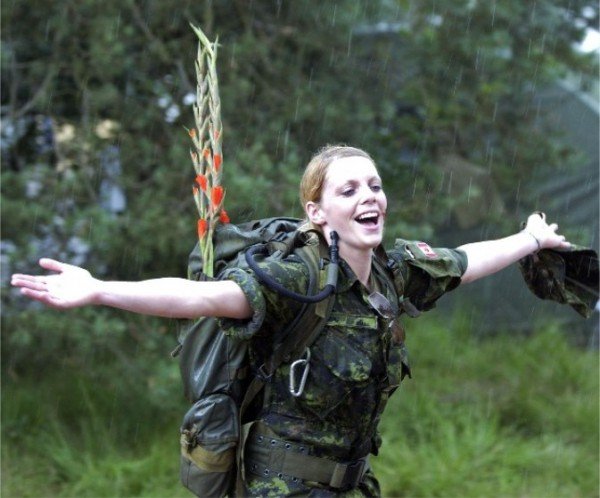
[11,258,253,320]
[459,212,571,284]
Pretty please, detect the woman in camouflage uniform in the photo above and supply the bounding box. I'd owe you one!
[11,145,570,496]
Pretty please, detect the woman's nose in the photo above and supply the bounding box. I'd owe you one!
[360,186,376,203]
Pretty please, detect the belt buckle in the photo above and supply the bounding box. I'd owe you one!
[332,458,366,490]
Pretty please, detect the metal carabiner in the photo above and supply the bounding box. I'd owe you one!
[289,348,311,397]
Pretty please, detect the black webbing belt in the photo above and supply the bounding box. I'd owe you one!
[245,425,368,490]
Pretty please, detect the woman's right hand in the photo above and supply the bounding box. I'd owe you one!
[11,258,99,310]
[12,259,253,319]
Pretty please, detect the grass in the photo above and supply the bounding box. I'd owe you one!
[2,317,598,497]
[374,318,599,497]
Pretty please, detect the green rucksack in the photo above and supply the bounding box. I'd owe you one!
[174,217,338,497]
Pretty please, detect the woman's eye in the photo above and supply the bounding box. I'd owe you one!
[341,188,355,197]
[371,185,382,192]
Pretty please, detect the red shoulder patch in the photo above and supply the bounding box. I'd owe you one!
[416,242,437,259]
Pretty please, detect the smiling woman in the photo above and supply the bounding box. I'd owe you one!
[10,144,575,497]
[304,151,388,286]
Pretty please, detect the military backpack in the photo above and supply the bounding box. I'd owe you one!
[173,217,339,498]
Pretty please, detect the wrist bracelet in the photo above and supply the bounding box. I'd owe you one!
[523,230,541,251]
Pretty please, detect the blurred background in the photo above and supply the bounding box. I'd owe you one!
[1,1,598,496]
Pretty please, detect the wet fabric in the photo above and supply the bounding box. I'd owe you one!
[519,244,599,318]
[219,240,467,496]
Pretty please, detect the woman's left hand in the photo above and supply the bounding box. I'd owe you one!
[522,212,571,251]
[459,211,572,284]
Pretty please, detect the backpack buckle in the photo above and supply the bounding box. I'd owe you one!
[256,363,273,382]
[289,348,311,397]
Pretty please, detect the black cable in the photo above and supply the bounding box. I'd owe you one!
[245,231,340,303]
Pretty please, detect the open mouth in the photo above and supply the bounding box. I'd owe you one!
[355,212,380,227]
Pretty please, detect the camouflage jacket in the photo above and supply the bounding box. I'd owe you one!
[220,239,466,458]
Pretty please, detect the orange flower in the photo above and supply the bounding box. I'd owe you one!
[214,129,220,140]
[192,186,199,197]
[202,148,211,159]
[197,218,208,240]
[188,128,197,139]
[219,209,230,224]
[211,185,224,207]
[213,153,222,172]
[195,174,208,191]
[191,151,198,163]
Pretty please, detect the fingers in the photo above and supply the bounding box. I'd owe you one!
[529,211,546,223]
[39,258,68,273]
[11,275,48,292]
[17,287,64,309]
[11,273,36,284]
[12,275,67,308]
[526,212,573,250]
[11,258,66,288]
[546,222,570,246]
[11,258,75,291]
[527,212,547,229]
[18,287,47,300]
[528,211,558,232]
[558,235,571,249]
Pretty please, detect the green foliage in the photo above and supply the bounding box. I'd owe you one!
[373,0,597,237]
[2,322,597,497]
[1,306,182,408]
[3,1,596,278]
[2,370,187,498]
[1,5,598,495]
[374,319,599,497]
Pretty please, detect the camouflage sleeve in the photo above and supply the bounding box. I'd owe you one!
[218,256,309,340]
[388,239,468,312]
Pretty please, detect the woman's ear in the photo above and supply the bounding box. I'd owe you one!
[305,201,325,226]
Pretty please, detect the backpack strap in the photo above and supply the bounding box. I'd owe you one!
[374,245,420,318]
[239,240,334,416]
[240,228,333,415]
[235,239,336,494]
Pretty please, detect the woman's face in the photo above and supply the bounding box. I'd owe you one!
[307,155,387,254]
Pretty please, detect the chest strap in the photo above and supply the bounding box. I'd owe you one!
[244,424,368,490]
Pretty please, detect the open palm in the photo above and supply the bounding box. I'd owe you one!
[11,258,99,309]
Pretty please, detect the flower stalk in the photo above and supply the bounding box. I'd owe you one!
[188,24,227,278]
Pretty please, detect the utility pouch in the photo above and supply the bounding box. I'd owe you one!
[180,455,235,498]
[180,394,240,497]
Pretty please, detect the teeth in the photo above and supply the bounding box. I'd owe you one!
[357,213,378,220]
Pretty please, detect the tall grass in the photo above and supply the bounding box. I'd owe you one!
[2,318,598,497]
[374,317,599,497]
[1,362,188,498]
